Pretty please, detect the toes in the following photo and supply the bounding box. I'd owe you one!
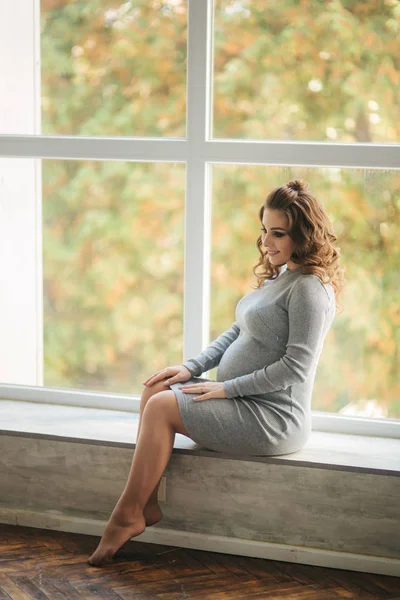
[88,515,147,565]
[88,547,114,566]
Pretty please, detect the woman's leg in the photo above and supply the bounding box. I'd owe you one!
[88,389,191,566]
[138,381,171,524]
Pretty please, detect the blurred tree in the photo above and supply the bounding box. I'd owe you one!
[40,0,400,417]
[214,0,400,143]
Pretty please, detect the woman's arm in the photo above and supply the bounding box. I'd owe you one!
[222,277,334,399]
[182,322,240,377]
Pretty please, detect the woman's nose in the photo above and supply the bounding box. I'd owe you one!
[263,233,272,246]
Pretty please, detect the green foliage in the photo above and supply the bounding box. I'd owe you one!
[214,0,400,143]
[41,0,399,417]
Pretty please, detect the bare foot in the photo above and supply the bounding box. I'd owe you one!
[88,512,146,566]
[143,502,163,527]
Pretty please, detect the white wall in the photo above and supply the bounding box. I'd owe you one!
[0,0,42,385]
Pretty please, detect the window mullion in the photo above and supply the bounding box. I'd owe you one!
[1,136,399,171]
[183,0,213,362]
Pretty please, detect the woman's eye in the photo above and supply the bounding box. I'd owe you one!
[260,228,284,238]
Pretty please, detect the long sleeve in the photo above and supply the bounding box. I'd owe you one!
[182,321,241,377]
[223,277,332,399]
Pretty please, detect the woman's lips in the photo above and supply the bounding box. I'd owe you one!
[268,251,279,255]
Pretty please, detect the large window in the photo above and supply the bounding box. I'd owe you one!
[41,1,187,138]
[0,0,399,435]
[41,160,186,393]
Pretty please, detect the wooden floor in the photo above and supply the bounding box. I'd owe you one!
[0,524,399,599]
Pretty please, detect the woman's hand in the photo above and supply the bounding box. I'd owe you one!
[178,381,227,401]
[143,365,192,387]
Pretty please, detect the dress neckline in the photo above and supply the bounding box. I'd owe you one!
[262,266,302,286]
[279,265,303,277]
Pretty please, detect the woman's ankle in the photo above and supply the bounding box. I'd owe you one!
[145,493,160,508]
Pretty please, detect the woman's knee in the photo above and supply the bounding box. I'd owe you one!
[141,379,170,407]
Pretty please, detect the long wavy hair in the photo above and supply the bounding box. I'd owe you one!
[252,179,346,314]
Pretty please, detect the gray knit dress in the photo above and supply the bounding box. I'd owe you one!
[169,264,336,456]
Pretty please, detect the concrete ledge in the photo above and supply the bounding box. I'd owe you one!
[0,400,399,475]
[0,400,399,577]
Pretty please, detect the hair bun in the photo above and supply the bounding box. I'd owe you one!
[287,179,309,193]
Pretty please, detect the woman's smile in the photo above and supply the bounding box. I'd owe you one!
[261,209,298,269]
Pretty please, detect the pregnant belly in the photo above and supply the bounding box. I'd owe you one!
[216,335,285,383]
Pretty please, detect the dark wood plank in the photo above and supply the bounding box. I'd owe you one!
[326,568,389,595]
[369,574,400,594]
[28,579,68,600]
[76,584,123,600]
[0,587,13,600]
[0,575,32,600]
[0,524,399,600]
[8,578,50,600]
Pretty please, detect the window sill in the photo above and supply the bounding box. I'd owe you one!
[1,399,399,477]
[1,383,399,439]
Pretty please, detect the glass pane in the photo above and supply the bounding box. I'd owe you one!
[213,1,400,143]
[43,160,185,393]
[40,0,187,137]
[211,165,400,419]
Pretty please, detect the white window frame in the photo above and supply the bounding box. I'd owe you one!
[0,0,399,438]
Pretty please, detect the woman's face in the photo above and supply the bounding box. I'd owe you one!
[261,209,299,270]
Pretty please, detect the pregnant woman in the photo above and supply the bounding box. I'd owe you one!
[88,178,345,565]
